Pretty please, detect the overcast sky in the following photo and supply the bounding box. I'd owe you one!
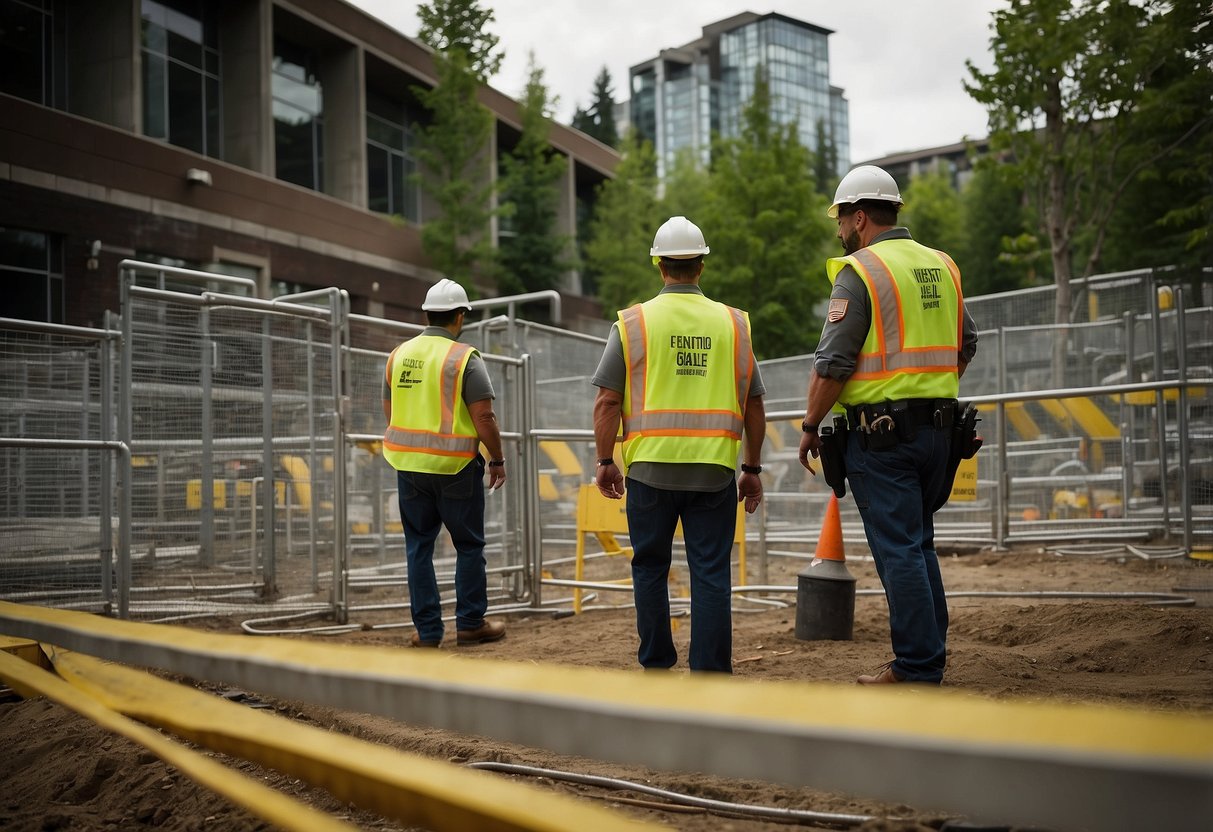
[345,1,1009,163]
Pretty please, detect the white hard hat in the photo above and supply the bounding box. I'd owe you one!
[650,216,710,259]
[827,165,903,218]
[421,278,471,312]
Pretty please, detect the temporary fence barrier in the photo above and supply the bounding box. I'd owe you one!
[1,262,1209,620]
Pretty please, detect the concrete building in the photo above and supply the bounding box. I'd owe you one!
[626,11,849,179]
[859,137,992,192]
[0,0,618,330]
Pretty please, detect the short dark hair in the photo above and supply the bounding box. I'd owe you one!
[841,199,899,226]
[659,256,704,281]
[426,308,467,327]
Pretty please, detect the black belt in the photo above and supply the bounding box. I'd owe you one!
[847,399,957,430]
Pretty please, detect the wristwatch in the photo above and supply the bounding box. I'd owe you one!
[488,459,505,467]
[740,463,762,475]
[597,458,616,466]
[801,422,818,433]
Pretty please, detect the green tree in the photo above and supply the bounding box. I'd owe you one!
[571,66,619,148]
[497,53,571,298]
[965,0,1213,381]
[699,66,834,359]
[812,119,838,197]
[417,0,501,81]
[900,169,964,255]
[955,159,1036,295]
[583,130,661,313]
[659,148,712,222]
[1098,3,1213,275]
[413,0,502,285]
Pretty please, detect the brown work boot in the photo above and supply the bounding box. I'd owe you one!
[456,620,506,645]
[410,631,441,649]
[857,663,903,685]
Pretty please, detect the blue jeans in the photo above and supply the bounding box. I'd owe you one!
[625,478,736,673]
[396,459,488,642]
[846,426,952,683]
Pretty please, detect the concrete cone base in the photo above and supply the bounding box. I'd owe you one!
[795,559,856,641]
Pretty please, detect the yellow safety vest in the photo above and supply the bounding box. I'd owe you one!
[382,335,479,474]
[827,238,964,405]
[618,292,754,470]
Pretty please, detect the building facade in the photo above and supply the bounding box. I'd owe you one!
[0,0,618,330]
[627,11,849,179]
[860,138,991,193]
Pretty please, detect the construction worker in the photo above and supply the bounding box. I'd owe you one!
[592,216,766,673]
[799,165,978,685]
[382,278,506,648]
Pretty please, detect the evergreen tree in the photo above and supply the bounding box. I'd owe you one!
[412,0,502,286]
[812,119,838,197]
[417,0,501,81]
[497,53,572,298]
[570,67,619,148]
[699,66,834,359]
[583,130,661,313]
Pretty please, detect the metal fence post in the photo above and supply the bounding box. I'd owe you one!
[261,315,276,596]
[100,312,115,610]
[332,290,349,624]
[118,266,133,618]
[1149,274,1171,538]
[521,353,542,607]
[200,305,214,567]
[1174,287,1192,552]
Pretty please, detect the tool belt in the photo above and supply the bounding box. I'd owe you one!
[846,399,957,450]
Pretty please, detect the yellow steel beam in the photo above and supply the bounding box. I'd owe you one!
[48,648,656,832]
[2,601,1211,832]
[0,648,358,832]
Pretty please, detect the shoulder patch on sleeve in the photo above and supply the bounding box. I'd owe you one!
[827,298,849,323]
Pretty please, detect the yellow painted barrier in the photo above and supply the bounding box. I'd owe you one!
[3,601,1212,832]
[48,649,656,832]
[0,649,358,832]
[572,484,747,613]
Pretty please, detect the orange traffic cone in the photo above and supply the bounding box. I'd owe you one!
[795,493,856,641]
[813,493,846,562]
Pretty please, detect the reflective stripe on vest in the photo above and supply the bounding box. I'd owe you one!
[848,249,959,376]
[382,337,478,472]
[618,294,752,468]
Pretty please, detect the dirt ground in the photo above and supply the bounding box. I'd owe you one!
[3,546,1212,831]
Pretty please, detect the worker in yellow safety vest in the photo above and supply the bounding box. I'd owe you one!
[799,165,979,685]
[592,216,766,673]
[382,278,506,648]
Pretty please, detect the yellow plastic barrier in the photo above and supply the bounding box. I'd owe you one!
[976,401,1042,441]
[572,483,747,613]
[538,441,584,502]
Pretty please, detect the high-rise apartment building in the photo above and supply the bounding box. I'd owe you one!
[627,12,849,179]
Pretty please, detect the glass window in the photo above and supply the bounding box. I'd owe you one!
[0,0,52,104]
[365,93,420,222]
[141,0,221,157]
[273,38,324,191]
[0,227,62,323]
